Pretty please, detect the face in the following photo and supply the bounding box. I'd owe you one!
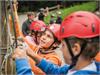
[61,39,81,65]
[31,32,35,38]
[37,32,42,44]
[39,30,54,49]
[61,40,72,65]
[28,15,34,20]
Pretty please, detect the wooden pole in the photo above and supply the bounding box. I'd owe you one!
[0,1,8,74]
[0,0,1,67]
[0,1,16,74]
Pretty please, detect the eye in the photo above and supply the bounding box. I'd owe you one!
[47,34,52,38]
[37,33,42,37]
[42,32,46,36]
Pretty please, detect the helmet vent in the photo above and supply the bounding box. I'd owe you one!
[41,27,45,31]
[76,15,83,17]
[82,24,88,27]
[92,23,95,32]
[61,27,64,33]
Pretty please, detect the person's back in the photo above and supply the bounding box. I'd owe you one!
[22,19,32,36]
[49,14,55,24]
[56,16,62,24]
[38,8,45,21]
[56,11,62,24]
[38,12,44,21]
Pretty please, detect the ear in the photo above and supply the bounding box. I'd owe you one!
[72,43,81,56]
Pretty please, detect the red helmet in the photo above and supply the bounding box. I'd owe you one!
[29,20,46,32]
[48,24,60,38]
[59,11,100,40]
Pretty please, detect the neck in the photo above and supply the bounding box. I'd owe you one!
[73,56,92,70]
[28,19,33,22]
[38,48,54,54]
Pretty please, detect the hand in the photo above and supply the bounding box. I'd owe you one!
[12,47,27,60]
[26,47,42,64]
[26,47,35,57]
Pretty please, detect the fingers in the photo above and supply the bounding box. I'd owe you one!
[12,47,27,60]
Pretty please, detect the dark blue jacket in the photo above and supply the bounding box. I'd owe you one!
[22,19,33,36]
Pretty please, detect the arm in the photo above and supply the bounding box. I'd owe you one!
[37,59,69,74]
[12,48,33,75]
[22,22,28,36]
[15,59,33,75]
[26,48,69,74]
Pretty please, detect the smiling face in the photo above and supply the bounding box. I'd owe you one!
[39,29,54,49]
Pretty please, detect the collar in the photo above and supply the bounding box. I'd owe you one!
[37,49,54,54]
[81,61,97,72]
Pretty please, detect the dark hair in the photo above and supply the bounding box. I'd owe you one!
[81,37,99,59]
[27,12,34,17]
[64,36,99,60]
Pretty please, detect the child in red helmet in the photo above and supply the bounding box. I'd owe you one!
[13,11,100,75]
[29,20,46,45]
[23,20,46,55]
[19,23,62,75]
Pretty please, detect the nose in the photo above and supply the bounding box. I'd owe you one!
[41,35,46,41]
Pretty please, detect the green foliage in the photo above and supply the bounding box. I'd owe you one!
[44,2,97,25]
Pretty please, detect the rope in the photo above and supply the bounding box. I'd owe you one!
[0,0,17,74]
[9,0,18,48]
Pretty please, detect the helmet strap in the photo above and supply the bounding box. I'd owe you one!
[64,38,87,70]
[64,38,74,57]
[47,40,56,50]
[35,31,39,45]
[47,35,58,50]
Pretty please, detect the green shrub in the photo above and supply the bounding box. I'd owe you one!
[44,2,97,25]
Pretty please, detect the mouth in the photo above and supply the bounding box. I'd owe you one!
[40,39,45,44]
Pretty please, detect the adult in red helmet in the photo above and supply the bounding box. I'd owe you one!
[27,23,62,75]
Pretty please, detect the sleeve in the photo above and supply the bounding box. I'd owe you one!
[22,22,27,36]
[15,58,33,75]
[47,55,61,66]
[37,59,69,75]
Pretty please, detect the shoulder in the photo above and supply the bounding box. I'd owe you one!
[22,20,28,24]
[45,53,62,66]
[74,70,99,75]
[73,61,100,75]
